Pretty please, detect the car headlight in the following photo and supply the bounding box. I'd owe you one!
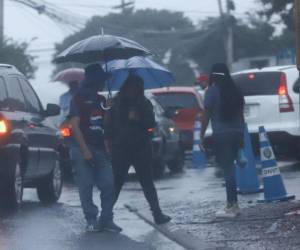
[169,127,175,133]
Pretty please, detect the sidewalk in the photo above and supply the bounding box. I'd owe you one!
[126,164,300,250]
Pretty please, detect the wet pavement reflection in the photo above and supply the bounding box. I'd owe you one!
[0,161,299,250]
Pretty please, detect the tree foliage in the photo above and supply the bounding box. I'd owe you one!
[189,17,276,72]
[0,39,36,79]
[259,0,294,29]
[54,7,295,84]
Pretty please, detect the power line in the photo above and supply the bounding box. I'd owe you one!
[9,0,86,31]
[58,3,113,10]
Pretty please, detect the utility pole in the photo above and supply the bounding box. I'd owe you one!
[225,0,234,71]
[294,0,300,149]
[113,0,134,13]
[217,0,224,16]
[217,0,234,70]
[0,0,4,46]
[295,0,300,72]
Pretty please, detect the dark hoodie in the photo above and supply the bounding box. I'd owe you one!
[104,75,156,152]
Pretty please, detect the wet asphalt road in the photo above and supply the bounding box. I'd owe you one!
[0,160,300,250]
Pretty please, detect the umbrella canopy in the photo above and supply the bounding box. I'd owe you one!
[52,68,84,83]
[105,56,175,90]
[54,35,151,64]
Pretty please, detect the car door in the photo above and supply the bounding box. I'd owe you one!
[6,75,39,178]
[19,77,57,177]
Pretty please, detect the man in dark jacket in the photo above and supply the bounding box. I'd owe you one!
[69,64,122,233]
[104,74,171,225]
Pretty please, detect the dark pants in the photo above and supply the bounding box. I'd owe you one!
[214,132,241,204]
[72,146,115,224]
[112,146,162,214]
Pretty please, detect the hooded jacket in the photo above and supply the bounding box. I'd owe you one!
[104,95,156,151]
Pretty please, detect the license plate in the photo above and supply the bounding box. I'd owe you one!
[244,106,250,117]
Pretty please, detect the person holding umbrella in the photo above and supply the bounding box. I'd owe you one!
[69,64,122,233]
[59,80,79,126]
[104,73,172,225]
[200,63,245,218]
[54,68,84,126]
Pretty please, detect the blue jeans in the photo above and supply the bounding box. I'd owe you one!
[72,145,115,224]
[214,132,242,204]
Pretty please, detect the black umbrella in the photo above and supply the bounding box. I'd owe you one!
[54,35,152,64]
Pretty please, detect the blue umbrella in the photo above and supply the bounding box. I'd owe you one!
[103,56,175,90]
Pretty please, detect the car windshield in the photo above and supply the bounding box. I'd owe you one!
[233,72,281,96]
[155,93,198,109]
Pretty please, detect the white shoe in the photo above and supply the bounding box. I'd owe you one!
[216,203,240,218]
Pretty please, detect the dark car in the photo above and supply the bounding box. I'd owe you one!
[0,64,63,209]
[146,93,184,177]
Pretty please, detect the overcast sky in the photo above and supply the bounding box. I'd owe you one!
[3,0,258,104]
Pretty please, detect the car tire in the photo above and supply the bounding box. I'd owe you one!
[37,159,63,204]
[1,158,24,210]
[152,156,166,178]
[168,147,185,173]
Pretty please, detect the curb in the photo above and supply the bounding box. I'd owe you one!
[124,204,216,250]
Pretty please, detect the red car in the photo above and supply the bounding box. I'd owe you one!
[150,87,204,150]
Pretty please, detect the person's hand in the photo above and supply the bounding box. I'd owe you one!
[83,149,95,167]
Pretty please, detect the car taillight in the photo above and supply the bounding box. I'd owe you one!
[0,120,8,134]
[278,73,294,113]
[60,127,71,137]
[248,73,255,80]
[147,127,155,133]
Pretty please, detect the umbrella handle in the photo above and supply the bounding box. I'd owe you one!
[101,101,111,111]
[103,55,112,98]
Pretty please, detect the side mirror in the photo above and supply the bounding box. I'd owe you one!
[45,103,60,117]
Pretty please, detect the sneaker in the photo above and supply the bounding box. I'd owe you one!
[85,223,102,233]
[101,221,122,233]
[231,203,240,214]
[216,203,240,218]
[153,212,172,225]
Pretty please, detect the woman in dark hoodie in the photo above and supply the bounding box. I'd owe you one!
[104,73,171,225]
[200,63,245,218]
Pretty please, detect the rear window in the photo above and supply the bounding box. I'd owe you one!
[155,93,198,109]
[0,77,8,110]
[233,72,281,96]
